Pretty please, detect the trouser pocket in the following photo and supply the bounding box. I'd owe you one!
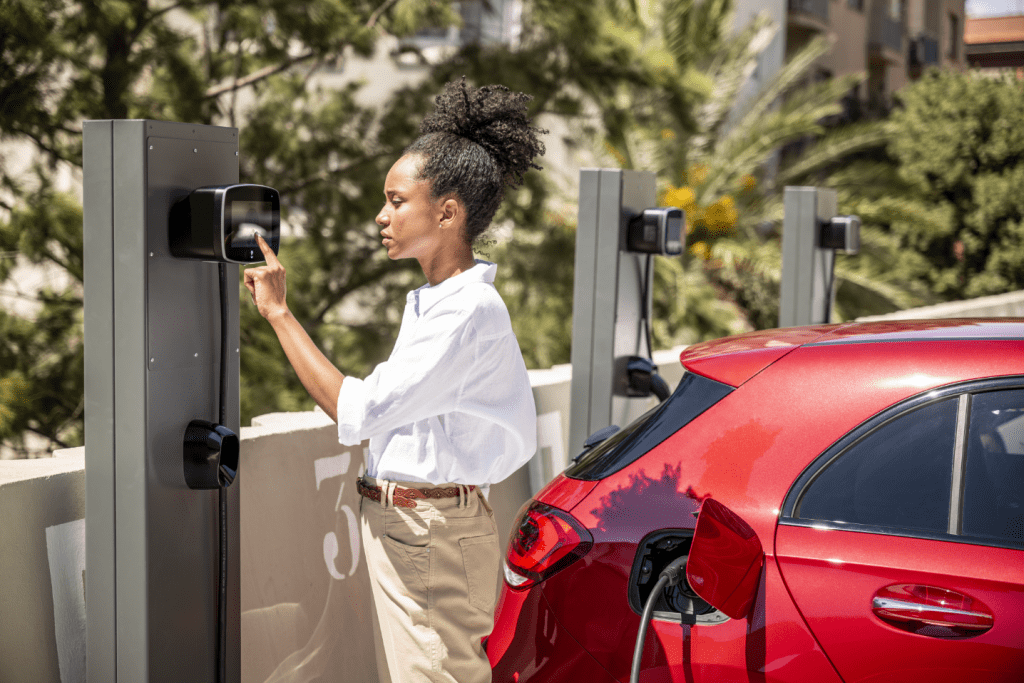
[381,534,430,594]
[381,505,432,595]
[459,532,500,613]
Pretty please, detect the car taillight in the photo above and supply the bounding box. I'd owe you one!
[503,501,593,590]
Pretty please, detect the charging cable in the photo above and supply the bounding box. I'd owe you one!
[638,254,654,359]
[628,254,669,402]
[630,555,688,683]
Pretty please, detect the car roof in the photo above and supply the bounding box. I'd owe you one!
[680,319,1024,387]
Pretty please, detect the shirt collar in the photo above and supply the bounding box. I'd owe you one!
[409,260,497,316]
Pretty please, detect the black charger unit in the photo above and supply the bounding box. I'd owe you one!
[820,215,861,255]
[627,207,684,256]
[170,184,281,263]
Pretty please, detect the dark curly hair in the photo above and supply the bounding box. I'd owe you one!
[404,78,546,244]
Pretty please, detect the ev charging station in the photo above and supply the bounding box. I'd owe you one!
[569,169,683,454]
[779,186,860,327]
[83,120,279,682]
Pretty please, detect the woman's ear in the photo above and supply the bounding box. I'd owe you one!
[438,196,462,231]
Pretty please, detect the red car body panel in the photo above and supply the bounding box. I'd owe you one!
[488,580,619,682]
[775,525,1024,681]
[491,321,1024,683]
[679,325,835,387]
[533,473,598,513]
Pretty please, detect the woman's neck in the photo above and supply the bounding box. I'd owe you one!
[418,243,478,287]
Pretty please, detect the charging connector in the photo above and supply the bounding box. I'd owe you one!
[630,555,689,683]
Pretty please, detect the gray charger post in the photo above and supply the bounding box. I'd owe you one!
[779,186,838,327]
[84,120,241,682]
[569,169,657,455]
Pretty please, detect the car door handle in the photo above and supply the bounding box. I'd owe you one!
[871,584,994,636]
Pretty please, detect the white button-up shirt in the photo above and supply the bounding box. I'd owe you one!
[336,261,537,486]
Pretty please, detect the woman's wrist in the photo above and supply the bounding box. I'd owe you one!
[266,305,293,328]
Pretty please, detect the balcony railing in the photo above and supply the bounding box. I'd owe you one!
[789,0,829,24]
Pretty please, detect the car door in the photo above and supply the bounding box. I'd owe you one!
[775,382,1024,682]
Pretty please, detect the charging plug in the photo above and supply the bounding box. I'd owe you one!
[659,555,689,587]
[626,357,670,402]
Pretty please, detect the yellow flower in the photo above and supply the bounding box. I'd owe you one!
[686,206,704,234]
[689,241,709,260]
[739,174,756,191]
[704,195,737,234]
[661,128,676,140]
[688,164,708,185]
[664,185,695,209]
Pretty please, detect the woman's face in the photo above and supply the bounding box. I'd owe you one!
[376,154,444,261]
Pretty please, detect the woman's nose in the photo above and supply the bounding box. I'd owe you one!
[375,208,387,226]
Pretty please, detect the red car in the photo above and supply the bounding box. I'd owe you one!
[488,320,1024,682]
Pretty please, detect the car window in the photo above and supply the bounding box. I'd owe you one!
[565,373,732,481]
[962,390,1024,544]
[796,398,957,534]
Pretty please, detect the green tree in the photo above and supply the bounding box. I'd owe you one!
[884,69,1024,299]
[0,0,455,455]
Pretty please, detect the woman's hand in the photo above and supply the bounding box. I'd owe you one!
[243,234,345,420]
[243,235,288,322]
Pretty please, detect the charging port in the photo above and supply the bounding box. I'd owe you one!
[628,529,727,626]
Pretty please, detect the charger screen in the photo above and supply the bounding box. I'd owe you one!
[228,200,275,248]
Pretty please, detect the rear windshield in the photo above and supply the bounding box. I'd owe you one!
[565,373,733,481]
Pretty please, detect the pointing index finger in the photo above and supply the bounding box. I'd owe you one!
[256,234,279,265]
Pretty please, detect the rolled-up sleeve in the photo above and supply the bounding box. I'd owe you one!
[337,306,476,446]
[336,375,368,446]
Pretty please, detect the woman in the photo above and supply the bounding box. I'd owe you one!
[243,79,545,683]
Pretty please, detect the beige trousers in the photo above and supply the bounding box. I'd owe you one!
[359,476,500,683]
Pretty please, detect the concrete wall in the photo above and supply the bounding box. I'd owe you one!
[856,289,1024,321]
[0,451,86,683]
[0,348,686,683]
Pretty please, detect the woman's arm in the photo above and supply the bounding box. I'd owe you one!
[244,235,344,421]
[267,309,345,421]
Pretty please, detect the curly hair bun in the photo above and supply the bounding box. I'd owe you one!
[419,77,546,189]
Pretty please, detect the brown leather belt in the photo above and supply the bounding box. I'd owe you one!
[357,479,475,509]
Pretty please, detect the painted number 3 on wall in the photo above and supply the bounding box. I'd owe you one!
[314,451,360,580]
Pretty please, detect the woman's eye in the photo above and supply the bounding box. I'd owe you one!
[391,198,402,206]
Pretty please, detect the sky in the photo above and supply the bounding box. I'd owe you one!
[966,0,1024,17]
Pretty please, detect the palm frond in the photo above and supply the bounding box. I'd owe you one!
[779,128,891,189]
[723,34,835,155]
[690,14,776,152]
[697,74,863,199]
[833,265,926,316]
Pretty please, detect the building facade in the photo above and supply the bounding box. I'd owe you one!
[784,0,966,115]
